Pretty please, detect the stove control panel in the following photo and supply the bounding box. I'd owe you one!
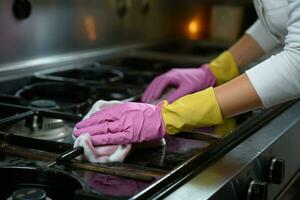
[166,102,300,200]
[245,157,286,200]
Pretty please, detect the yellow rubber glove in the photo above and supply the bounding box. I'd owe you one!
[213,118,237,137]
[161,87,223,135]
[208,51,239,85]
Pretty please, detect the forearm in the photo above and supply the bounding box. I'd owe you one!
[214,73,262,118]
[229,33,265,69]
[208,34,265,85]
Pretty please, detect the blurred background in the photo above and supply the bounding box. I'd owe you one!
[0,0,257,65]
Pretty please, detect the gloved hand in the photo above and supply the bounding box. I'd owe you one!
[74,102,166,145]
[74,87,224,145]
[142,51,239,103]
[142,64,216,103]
[73,100,132,163]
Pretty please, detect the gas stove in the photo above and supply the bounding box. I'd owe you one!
[0,51,297,200]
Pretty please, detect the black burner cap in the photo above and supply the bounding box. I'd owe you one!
[30,100,58,109]
[12,188,46,200]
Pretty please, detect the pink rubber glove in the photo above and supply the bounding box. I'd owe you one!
[142,64,216,103]
[74,102,166,145]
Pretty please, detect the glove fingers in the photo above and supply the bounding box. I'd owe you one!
[76,110,116,128]
[90,131,132,145]
[74,121,123,137]
[75,117,103,130]
[150,78,174,102]
[165,87,187,103]
[142,77,162,103]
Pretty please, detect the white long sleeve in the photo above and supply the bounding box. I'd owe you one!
[246,0,300,108]
[246,20,280,53]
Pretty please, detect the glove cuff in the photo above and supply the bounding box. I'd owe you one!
[199,64,217,87]
[156,101,168,136]
[208,51,239,85]
[161,87,224,135]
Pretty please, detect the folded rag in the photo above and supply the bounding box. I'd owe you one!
[74,133,131,163]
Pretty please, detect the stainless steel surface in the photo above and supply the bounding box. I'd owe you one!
[0,44,144,80]
[165,101,300,200]
[0,0,198,65]
[277,170,300,200]
[0,0,253,67]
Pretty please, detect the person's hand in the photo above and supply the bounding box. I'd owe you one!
[73,100,132,163]
[142,64,216,103]
[74,102,166,145]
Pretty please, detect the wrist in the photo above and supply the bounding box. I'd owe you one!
[208,51,239,85]
[156,101,168,137]
[160,87,224,135]
[199,64,217,87]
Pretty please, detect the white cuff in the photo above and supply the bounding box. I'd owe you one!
[246,51,300,108]
[246,20,280,53]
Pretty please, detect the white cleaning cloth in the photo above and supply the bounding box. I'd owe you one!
[74,133,131,163]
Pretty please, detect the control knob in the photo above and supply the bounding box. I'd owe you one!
[247,180,268,200]
[268,158,285,184]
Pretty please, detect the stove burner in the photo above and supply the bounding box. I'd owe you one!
[15,82,93,115]
[9,116,73,142]
[8,187,49,200]
[0,167,83,200]
[30,100,59,109]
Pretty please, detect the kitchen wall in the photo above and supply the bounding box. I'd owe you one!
[0,0,254,66]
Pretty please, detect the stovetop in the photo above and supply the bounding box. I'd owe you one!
[0,46,289,200]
